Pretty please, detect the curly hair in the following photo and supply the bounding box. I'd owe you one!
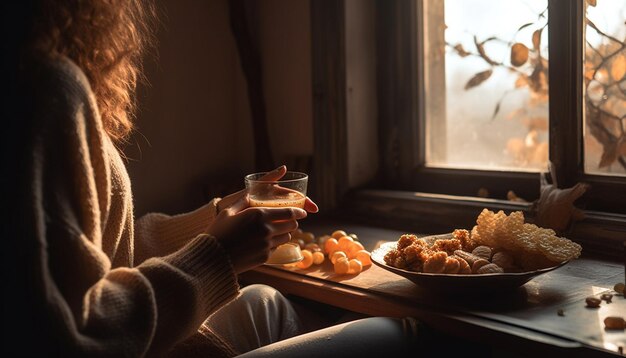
[26,0,157,142]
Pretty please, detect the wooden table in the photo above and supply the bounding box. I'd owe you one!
[240,221,626,357]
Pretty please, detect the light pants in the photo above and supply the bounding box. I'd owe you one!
[206,284,419,357]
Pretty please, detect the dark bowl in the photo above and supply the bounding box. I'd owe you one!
[371,241,568,293]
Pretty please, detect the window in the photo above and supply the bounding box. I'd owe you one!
[310,0,624,257]
[375,0,625,213]
[424,0,549,172]
[583,1,626,176]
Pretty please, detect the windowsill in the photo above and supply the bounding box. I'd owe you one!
[336,189,626,260]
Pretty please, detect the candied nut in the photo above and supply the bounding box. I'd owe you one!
[586,296,601,308]
[454,250,482,266]
[476,263,504,274]
[491,251,516,270]
[443,257,461,274]
[471,259,491,273]
[471,245,492,261]
[423,252,448,273]
[615,283,625,295]
[604,316,626,330]
[452,256,472,274]
[601,293,613,303]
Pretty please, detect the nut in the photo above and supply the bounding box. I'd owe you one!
[614,282,625,295]
[471,245,492,261]
[454,250,482,266]
[585,296,601,308]
[452,256,472,274]
[471,259,491,273]
[476,263,504,274]
[601,293,613,303]
[604,316,626,330]
[557,309,564,316]
[491,251,517,270]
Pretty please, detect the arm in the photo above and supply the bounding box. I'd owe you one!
[134,199,222,265]
[4,57,239,356]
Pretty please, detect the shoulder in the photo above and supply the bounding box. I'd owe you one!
[16,54,103,145]
[20,55,96,112]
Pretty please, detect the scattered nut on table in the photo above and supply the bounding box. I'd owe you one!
[604,316,626,330]
[557,309,564,316]
[601,293,613,303]
[614,282,625,295]
[585,296,601,308]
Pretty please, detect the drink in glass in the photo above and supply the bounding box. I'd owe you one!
[245,171,308,264]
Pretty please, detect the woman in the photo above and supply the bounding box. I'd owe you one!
[3,1,417,356]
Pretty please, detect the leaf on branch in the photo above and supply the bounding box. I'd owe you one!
[532,29,542,51]
[517,22,534,32]
[474,36,500,66]
[465,69,493,90]
[611,53,626,81]
[453,43,470,57]
[587,0,597,7]
[515,75,529,88]
[510,43,529,66]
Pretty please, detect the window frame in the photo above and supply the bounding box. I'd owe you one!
[310,0,626,259]
[375,0,625,214]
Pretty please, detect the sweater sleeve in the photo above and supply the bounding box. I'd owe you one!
[134,198,222,265]
[5,57,239,357]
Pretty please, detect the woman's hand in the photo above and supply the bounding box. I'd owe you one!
[217,165,319,214]
[207,195,308,274]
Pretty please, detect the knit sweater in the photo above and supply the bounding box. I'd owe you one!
[4,56,240,356]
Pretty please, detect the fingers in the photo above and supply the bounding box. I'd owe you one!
[270,233,291,248]
[257,207,307,221]
[304,197,319,213]
[217,189,246,212]
[226,194,250,214]
[259,165,287,181]
[267,219,299,236]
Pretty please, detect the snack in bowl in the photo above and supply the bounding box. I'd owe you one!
[384,209,582,274]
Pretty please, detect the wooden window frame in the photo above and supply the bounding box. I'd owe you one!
[311,0,626,258]
[374,0,625,213]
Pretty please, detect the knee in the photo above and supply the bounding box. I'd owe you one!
[239,284,287,306]
[240,284,279,300]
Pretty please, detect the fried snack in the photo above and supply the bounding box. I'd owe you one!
[453,229,476,251]
[397,234,419,250]
[443,257,461,274]
[472,209,581,266]
[423,252,448,273]
[403,244,431,265]
[471,246,492,261]
[432,238,462,255]
[383,249,404,268]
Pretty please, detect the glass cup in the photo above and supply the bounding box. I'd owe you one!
[245,171,308,265]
